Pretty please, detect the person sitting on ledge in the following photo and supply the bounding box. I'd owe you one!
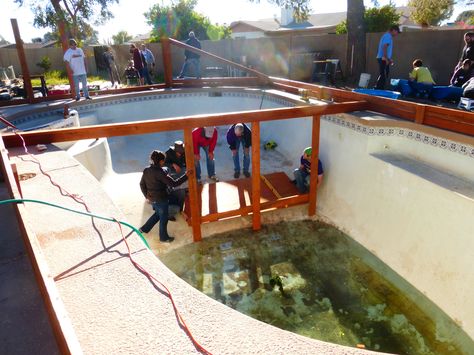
[139,150,191,243]
[408,59,435,98]
[462,77,474,99]
[293,147,324,194]
[450,59,472,87]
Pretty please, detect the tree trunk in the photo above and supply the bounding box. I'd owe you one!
[345,0,366,84]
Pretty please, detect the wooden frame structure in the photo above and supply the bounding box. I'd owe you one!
[1,30,474,354]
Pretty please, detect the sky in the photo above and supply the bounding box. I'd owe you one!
[0,0,469,44]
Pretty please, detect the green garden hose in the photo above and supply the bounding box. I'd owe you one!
[0,198,150,249]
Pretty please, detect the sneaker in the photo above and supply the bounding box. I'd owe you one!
[85,96,93,100]
[243,171,250,178]
[197,179,202,185]
[178,75,184,79]
[160,237,175,243]
[168,216,176,222]
[139,228,146,234]
[234,171,240,178]
[75,97,80,101]
[210,175,219,182]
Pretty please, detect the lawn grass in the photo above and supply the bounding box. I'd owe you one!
[31,70,105,87]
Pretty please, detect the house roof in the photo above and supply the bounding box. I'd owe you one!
[230,7,417,34]
[0,40,58,49]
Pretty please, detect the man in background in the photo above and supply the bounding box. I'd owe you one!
[375,25,400,90]
[103,47,121,88]
[178,31,202,79]
[63,38,91,101]
[141,44,156,78]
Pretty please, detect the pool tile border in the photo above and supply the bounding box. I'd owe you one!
[323,115,474,159]
[9,91,293,127]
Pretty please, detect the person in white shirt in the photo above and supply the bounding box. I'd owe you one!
[63,38,91,101]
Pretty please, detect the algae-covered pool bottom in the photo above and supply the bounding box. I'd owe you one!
[159,220,468,354]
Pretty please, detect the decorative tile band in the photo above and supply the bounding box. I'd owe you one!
[323,115,474,159]
[9,91,293,127]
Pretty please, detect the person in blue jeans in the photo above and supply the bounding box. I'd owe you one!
[293,147,324,193]
[192,127,219,183]
[227,123,251,178]
[139,150,191,243]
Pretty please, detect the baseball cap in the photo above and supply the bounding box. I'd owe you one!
[304,147,312,156]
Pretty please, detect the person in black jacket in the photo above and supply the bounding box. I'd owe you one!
[164,140,186,178]
[178,31,201,78]
[139,150,191,243]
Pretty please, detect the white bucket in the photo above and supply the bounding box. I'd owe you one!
[358,73,371,88]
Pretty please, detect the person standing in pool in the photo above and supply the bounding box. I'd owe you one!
[192,126,219,183]
[293,147,324,193]
[227,123,251,178]
[139,150,191,243]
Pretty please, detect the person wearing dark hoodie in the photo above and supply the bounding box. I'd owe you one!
[139,150,191,243]
[226,123,251,178]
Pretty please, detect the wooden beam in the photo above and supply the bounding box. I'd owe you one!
[183,127,201,242]
[415,104,426,124]
[58,20,75,98]
[11,19,34,103]
[2,101,368,148]
[169,38,270,84]
[200,194,309,223]
[161,38,173,88]
[308,115,321,216]
[251,121,261,230]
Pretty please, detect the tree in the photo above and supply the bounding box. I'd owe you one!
[455,10,474,25]
[408,0,454,27]
[14,0,119,42]
[336,5,400,34]
[144,0,231,42]
[32,37,43,43]
[112,30,132,45]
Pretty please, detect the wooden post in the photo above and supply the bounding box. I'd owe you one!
[161,37,173,88]
[415,104,426,124]
[251,121,261,230]
[308,115,321,216]
[11,19,34,103]
[183,127,202,242]
[58,20,76,98]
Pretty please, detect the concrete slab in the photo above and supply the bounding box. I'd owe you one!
[0,184,59,355]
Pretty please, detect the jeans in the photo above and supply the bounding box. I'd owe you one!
[179,58,201,78]
[142,66,153,85]
[107,65,120,85]
[195,145,215,180]
[375,58,390,90]
[140,200,171,241]
[293,168,310,193]
[232,139,250,173]
[408,81,433,96]
[73,74,89,99]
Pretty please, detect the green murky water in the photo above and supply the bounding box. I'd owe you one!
[159,220,472,354]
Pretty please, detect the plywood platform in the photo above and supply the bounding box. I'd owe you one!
[183,172,300,224]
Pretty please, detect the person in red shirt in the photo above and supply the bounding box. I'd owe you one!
[192,126,219,183]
